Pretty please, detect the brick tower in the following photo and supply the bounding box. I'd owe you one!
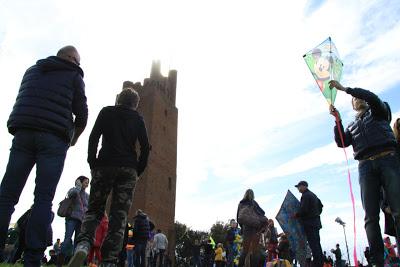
[127,60,178,259]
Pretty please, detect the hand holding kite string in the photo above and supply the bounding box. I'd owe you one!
[329,105,336,116]
[329,80,346,92]
[329,104,341,121]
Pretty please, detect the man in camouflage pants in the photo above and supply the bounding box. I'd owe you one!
[68,84,150,267]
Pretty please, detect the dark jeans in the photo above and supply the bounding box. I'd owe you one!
[358,153,400,266]
[61,218,82,254]
[192,255,201,267]
[156,249,165,267]
[303,225,323,267]
[226,245,234,267]
[0,130,68,266]
[77,167,137,264]
[127,249,134,267]
[135,242,147,267]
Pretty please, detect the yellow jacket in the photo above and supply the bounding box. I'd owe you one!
[215,247,224,261]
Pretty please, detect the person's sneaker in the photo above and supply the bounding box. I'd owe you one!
[67,241,90,267]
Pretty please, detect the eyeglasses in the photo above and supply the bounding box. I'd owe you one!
[68,55,80,66]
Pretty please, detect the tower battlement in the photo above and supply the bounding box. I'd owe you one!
[142,60,177,105]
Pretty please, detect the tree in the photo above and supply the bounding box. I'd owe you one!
[175,221,208,266]
[210,221,230,245]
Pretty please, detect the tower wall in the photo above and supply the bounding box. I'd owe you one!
[128,61,178,262]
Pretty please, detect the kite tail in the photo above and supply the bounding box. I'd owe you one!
[334,113,358,267]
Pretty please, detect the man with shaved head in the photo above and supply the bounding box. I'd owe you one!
[57,45,81,66]
[0,45,88,266]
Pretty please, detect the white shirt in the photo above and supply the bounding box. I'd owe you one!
[153,233,168,250]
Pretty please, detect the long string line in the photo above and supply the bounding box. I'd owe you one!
[334,113,358,267]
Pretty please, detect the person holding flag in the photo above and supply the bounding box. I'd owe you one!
[329,80,400,267]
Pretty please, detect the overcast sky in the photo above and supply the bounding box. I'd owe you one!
[1,0,400,264]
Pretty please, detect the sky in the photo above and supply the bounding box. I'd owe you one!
[0,0,400,264]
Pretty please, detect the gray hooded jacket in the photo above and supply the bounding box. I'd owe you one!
[67,186,89,222]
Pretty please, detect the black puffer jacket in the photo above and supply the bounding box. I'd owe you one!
[334,87,396,160]
[8,56,88,142]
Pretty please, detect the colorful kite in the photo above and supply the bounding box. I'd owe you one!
[304,38,358,267]
[303,37,343,105]
[276,190,307,267]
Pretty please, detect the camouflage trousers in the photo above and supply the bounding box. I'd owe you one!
[76,166,137,264]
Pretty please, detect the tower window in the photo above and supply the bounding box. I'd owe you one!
[164,109,168,117]
[168,177,172,191]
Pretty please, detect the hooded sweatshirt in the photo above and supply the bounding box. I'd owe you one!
[88,105,150,174]
[8,56,88,142]
[133,211,151,243]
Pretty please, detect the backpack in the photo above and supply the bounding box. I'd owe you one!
[57,196,73,217]
[237,203,268,229]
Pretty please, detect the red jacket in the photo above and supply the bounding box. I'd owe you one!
[94,216,109,248]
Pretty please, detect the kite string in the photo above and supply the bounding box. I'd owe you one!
[334,112,358,267]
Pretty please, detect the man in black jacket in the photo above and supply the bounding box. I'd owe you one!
[329,80,400,267]
[0,45,88,266]
[68,87,150,267]
[295,181,323,267]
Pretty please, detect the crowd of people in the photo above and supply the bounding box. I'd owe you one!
[3,209,170,267]
[221,81,400,267]
[181,187,400,267]
[0,44,399,267]
[180,81,400,267]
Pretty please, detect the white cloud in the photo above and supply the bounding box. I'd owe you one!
[245,142,352,184]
